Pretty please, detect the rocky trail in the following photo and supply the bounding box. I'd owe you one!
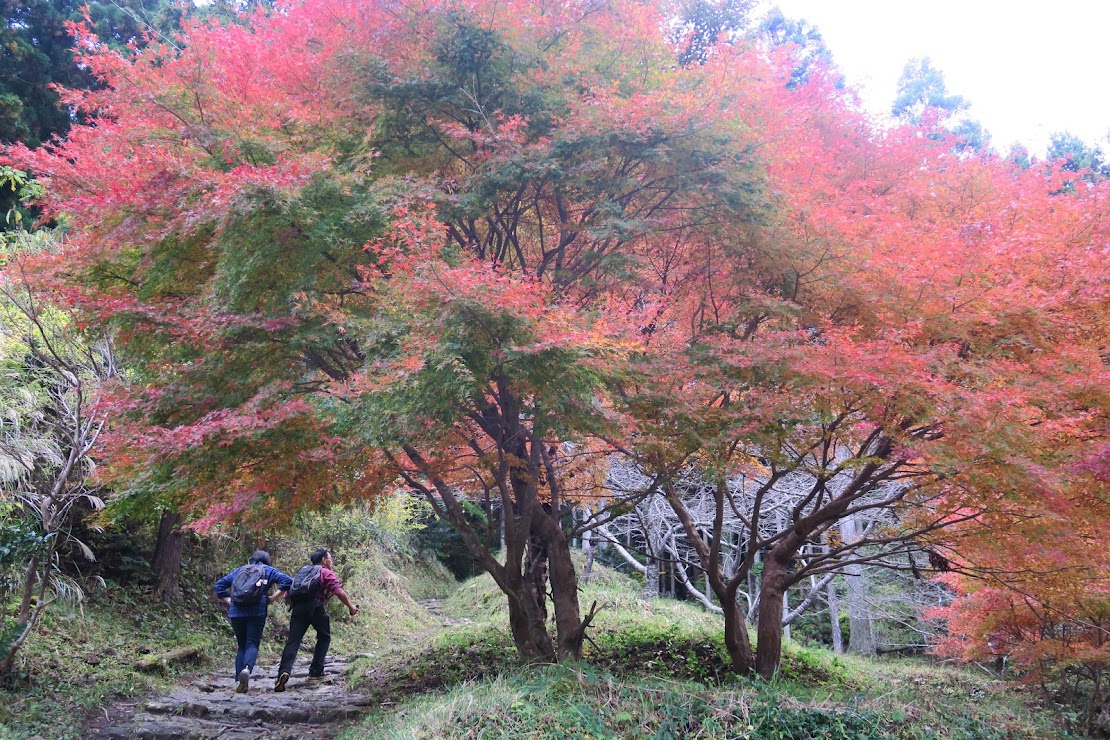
[88,600,462,739]
[92,655,374,739]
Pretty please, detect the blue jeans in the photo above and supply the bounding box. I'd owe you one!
[229,615,266,678]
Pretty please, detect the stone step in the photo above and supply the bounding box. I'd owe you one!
[94,658,376,739]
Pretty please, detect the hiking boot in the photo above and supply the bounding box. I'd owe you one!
[306,673,325,681]
[236,668,250,694]
[274,672,290,692]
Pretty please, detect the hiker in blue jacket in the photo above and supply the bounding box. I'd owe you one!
[213,550,293,693]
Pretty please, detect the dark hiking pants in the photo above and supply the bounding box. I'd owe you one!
[277,601,331,677]
[229,615,266,678]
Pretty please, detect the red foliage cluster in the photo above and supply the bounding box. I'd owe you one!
[3,0,1107,670]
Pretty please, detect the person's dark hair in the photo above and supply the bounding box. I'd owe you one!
[309,548,329,565]
[249,549,271,566]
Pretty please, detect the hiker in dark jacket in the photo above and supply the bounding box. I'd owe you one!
[273,548,358,692]
[213,550,293,693]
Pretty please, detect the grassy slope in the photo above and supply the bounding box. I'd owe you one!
[343,565,1067,740]
[0,588,230,739]
[0,537,1068,740]
[0,525,455,740]
[266,527,454,657]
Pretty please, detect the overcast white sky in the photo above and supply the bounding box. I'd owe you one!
[755,1,1110,157]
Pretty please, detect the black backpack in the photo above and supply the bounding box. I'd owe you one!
[230,563,270,605]
[288,564,322,603]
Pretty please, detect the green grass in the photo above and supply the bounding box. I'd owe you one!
[831,656,1067,739]
[0,529,1072,740]
[265,503,458,657]
[341,662,980,740]
[0,586,232,739]
[345,564,1070,740]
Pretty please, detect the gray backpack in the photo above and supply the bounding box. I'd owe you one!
[230,564,269,605]
[288,564,322,602]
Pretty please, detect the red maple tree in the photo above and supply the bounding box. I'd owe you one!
[5,0,1106,673]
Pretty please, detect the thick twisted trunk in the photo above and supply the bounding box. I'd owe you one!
[722,583,755,675]
[548,526,586,660]
[755,556,788,679]
[503,513,585,662]
[506,581,556,660]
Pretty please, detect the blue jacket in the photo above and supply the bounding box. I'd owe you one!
[214,564,293,619]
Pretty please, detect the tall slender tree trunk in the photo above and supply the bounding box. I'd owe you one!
[500,505,506,551]
[845,566,875,655]
[642,558,660,599]
[827,577,843,654]
[153,509,184,604]
[782,588,791,643]
[641,525,663,599]
[580,516,595,586]
[840,518,875,656]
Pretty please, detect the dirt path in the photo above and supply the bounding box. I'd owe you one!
[88,599,467,739]
[416,598,472,627]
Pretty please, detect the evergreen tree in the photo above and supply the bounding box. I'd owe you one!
[1047,131,1109,179]
[891,57,968,123]
[892,56,989,154]
[1,0,181,146]
[757,8,833,89]
[1,0,180,222]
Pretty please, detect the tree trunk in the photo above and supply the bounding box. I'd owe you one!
[547,523,586,660]
[524,530,549,622]
[828,577,843,654]
[642,557,660,599]
[640,521,661,599]
[17,554,39,623]
[755,557,788,679]
[782,588,791,643]
[153,509,184,605]
[506,586,556,661]
[500,504,506,551]
[845,565,875,656]
[840,518,875,656]
[581,519,595,586]
[721,587,755,675]
[3,551,52,678]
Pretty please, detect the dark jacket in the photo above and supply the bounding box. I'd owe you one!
[214,564,293,619]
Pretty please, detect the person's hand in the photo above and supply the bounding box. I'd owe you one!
[268,591,285,605]
[221,597,231,607]
[348,604,360,617]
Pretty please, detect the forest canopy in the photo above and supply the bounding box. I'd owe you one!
[1,0,1107,690]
